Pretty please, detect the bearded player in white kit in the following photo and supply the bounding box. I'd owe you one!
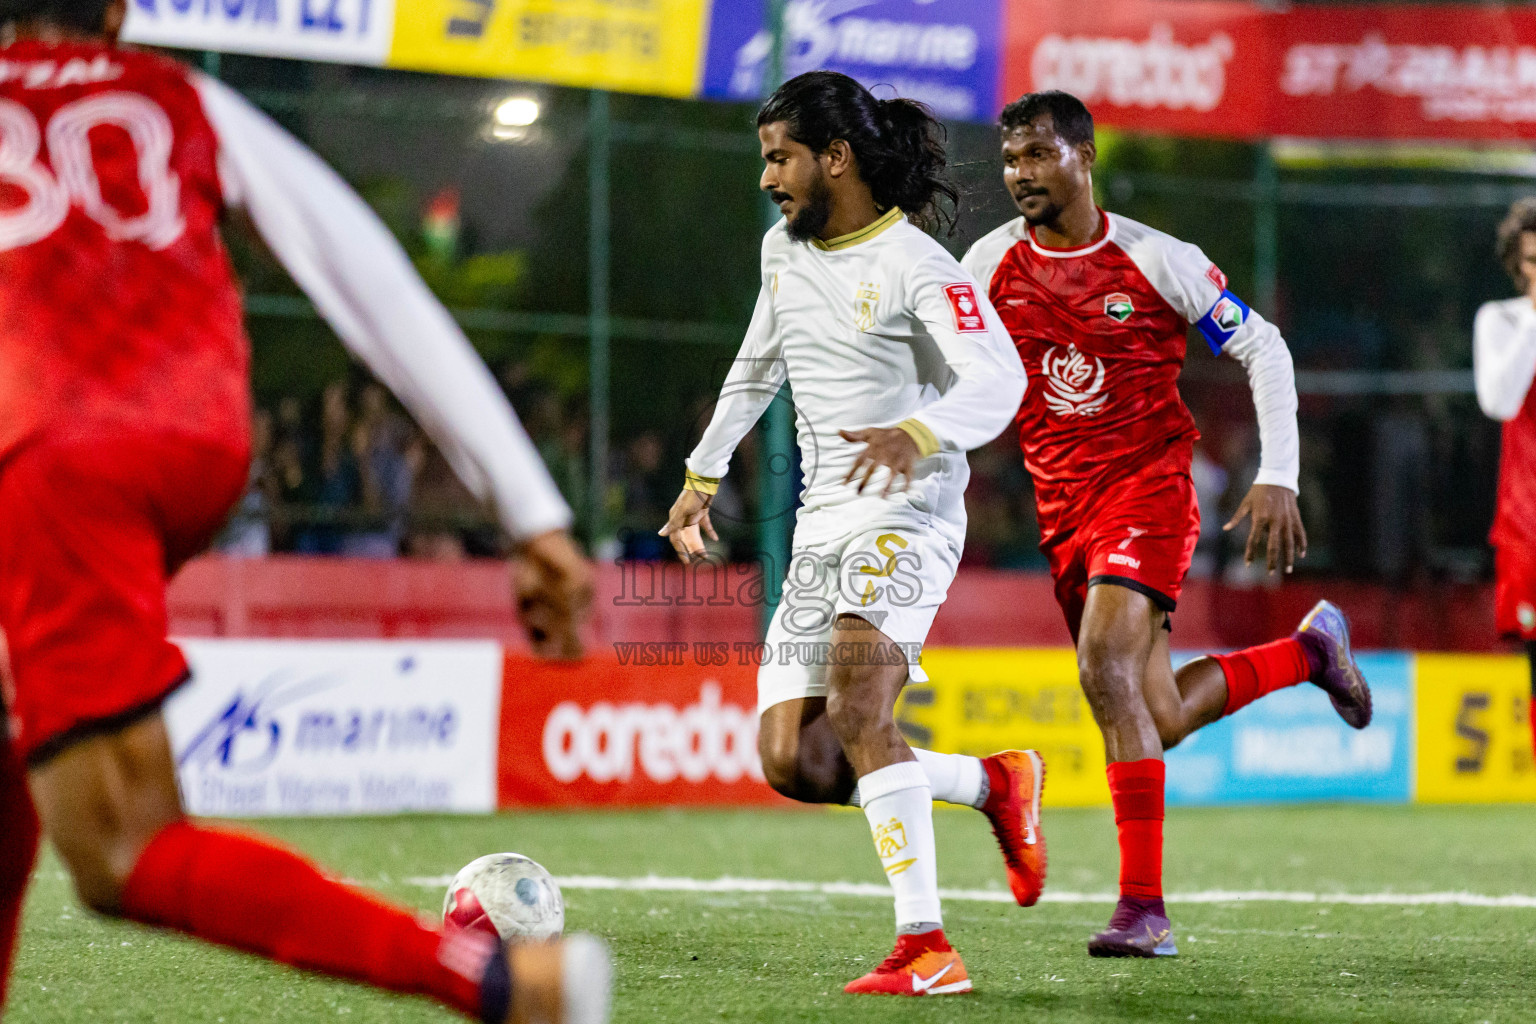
[660,71,1042,996]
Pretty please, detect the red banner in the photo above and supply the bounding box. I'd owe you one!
[1004,1,1536,141]
[497,653,788,808]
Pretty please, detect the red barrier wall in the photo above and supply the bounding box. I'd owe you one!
[167,556,1506,652]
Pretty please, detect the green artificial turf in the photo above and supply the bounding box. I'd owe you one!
[6,805,1534,1022]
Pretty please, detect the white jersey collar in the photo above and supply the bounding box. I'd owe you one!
[1027,210,1116,259]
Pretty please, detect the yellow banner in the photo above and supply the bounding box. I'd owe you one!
[1415,654,1536,803]
[389,0,710,97]
[898,648,1110,807]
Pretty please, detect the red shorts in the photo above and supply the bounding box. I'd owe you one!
[1040,467,1200,644]
[0,428,248,765]
[1494,545,1536,641]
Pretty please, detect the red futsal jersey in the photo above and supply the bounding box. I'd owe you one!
[1473,297,1536,638]
[964,212,1300,633]
[0,39,573,762]
[0,41,250,462]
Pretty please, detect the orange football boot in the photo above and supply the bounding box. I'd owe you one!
[844,931,972,996]
[980,749,1047,906]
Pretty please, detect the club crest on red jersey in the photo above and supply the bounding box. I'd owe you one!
[1042,344,1108,417]
[943,283,987,333]
[1103,293,1134,323]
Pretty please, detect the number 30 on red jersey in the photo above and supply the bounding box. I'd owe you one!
[0,92,185,252]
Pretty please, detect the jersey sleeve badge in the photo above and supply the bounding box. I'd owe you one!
[942,283,987,333]
[1205,263,1228,291]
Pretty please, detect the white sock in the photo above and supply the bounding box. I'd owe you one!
[859,761,942,929]
[849,749,986,809]
[912,749,987,808]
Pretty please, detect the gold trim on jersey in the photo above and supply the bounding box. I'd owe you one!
[813,206,904,251]
[895,418,940,458]
[683,469,720,495]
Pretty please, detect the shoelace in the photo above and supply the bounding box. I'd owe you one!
[874,936,943,972]
[1105,898,1161,931]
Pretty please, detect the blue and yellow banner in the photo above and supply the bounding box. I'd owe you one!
[906,648,1534,807]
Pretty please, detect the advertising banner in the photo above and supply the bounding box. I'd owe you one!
[166,640,503,816]
[1002,0,1271,140]
[1272,7,1536,142]
[499,652,782,807]
[902,648,1416,807]
[896,648,1111,807]
[1003,1,1536,141]
[1415,654,1536,804]
[1163,652,1414,805]
[702,0,1003,122]
[122,0,394,65]
[388,0,711,97]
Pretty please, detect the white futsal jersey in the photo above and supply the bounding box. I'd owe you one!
[686,207,1025,549]
[685,209,1024,709]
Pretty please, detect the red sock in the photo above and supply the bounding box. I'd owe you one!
[1107,759,1164,900]
[1212,637,1315,717]
[121,821,490,1019]
[0,746,39,1014]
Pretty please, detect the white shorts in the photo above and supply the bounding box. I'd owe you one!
[756,524,961,714]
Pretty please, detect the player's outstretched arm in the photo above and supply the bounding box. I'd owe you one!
[192,75,591,656]
[1474,298,1536,421]
[667,259,784,562]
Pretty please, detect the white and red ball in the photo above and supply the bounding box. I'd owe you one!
[442,853,564,942]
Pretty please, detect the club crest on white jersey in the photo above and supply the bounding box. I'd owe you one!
[1042,343,1108,417]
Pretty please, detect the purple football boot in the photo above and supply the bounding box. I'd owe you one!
[1294,599,1372,729]
[1088,897,1177,958]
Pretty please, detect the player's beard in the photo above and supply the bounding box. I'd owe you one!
[784,172,833,243]
[1018,191,1064,228]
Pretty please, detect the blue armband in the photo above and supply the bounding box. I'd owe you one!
[1196,290,1251,355]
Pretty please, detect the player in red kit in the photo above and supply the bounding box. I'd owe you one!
[963,91,1374,957]
[1474,198,1536,763]
[0,2,607,1021]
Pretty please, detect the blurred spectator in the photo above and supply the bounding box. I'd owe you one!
[295,380,361,554]
[617,430,670,560]
[343,383,422,557]
[216,407,278,557]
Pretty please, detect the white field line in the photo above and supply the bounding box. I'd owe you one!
[403,874,1536,910]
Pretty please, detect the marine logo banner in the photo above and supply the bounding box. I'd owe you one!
[703,0,1002,122]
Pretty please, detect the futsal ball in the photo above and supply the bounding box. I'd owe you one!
[442,853,565,942]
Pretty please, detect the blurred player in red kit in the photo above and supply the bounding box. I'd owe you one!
[963,91,1373,957]
[1473,198,1536,763]
[0,2,608,1021]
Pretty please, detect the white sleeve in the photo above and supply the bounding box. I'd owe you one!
[896,254,1027,454]
[684,270,785,482]
[1474,300,1536,422]
[193,74,571,541]
[1132,234,1300,494]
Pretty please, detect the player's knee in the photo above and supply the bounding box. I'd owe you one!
[824,684,888,747]
[757,731,808,799]
[1076,640,1140,718]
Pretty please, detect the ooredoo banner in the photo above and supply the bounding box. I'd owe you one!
[498,653,784,807]
[166,639,503,816]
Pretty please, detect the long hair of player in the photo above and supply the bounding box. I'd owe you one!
[757,70,959,235]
